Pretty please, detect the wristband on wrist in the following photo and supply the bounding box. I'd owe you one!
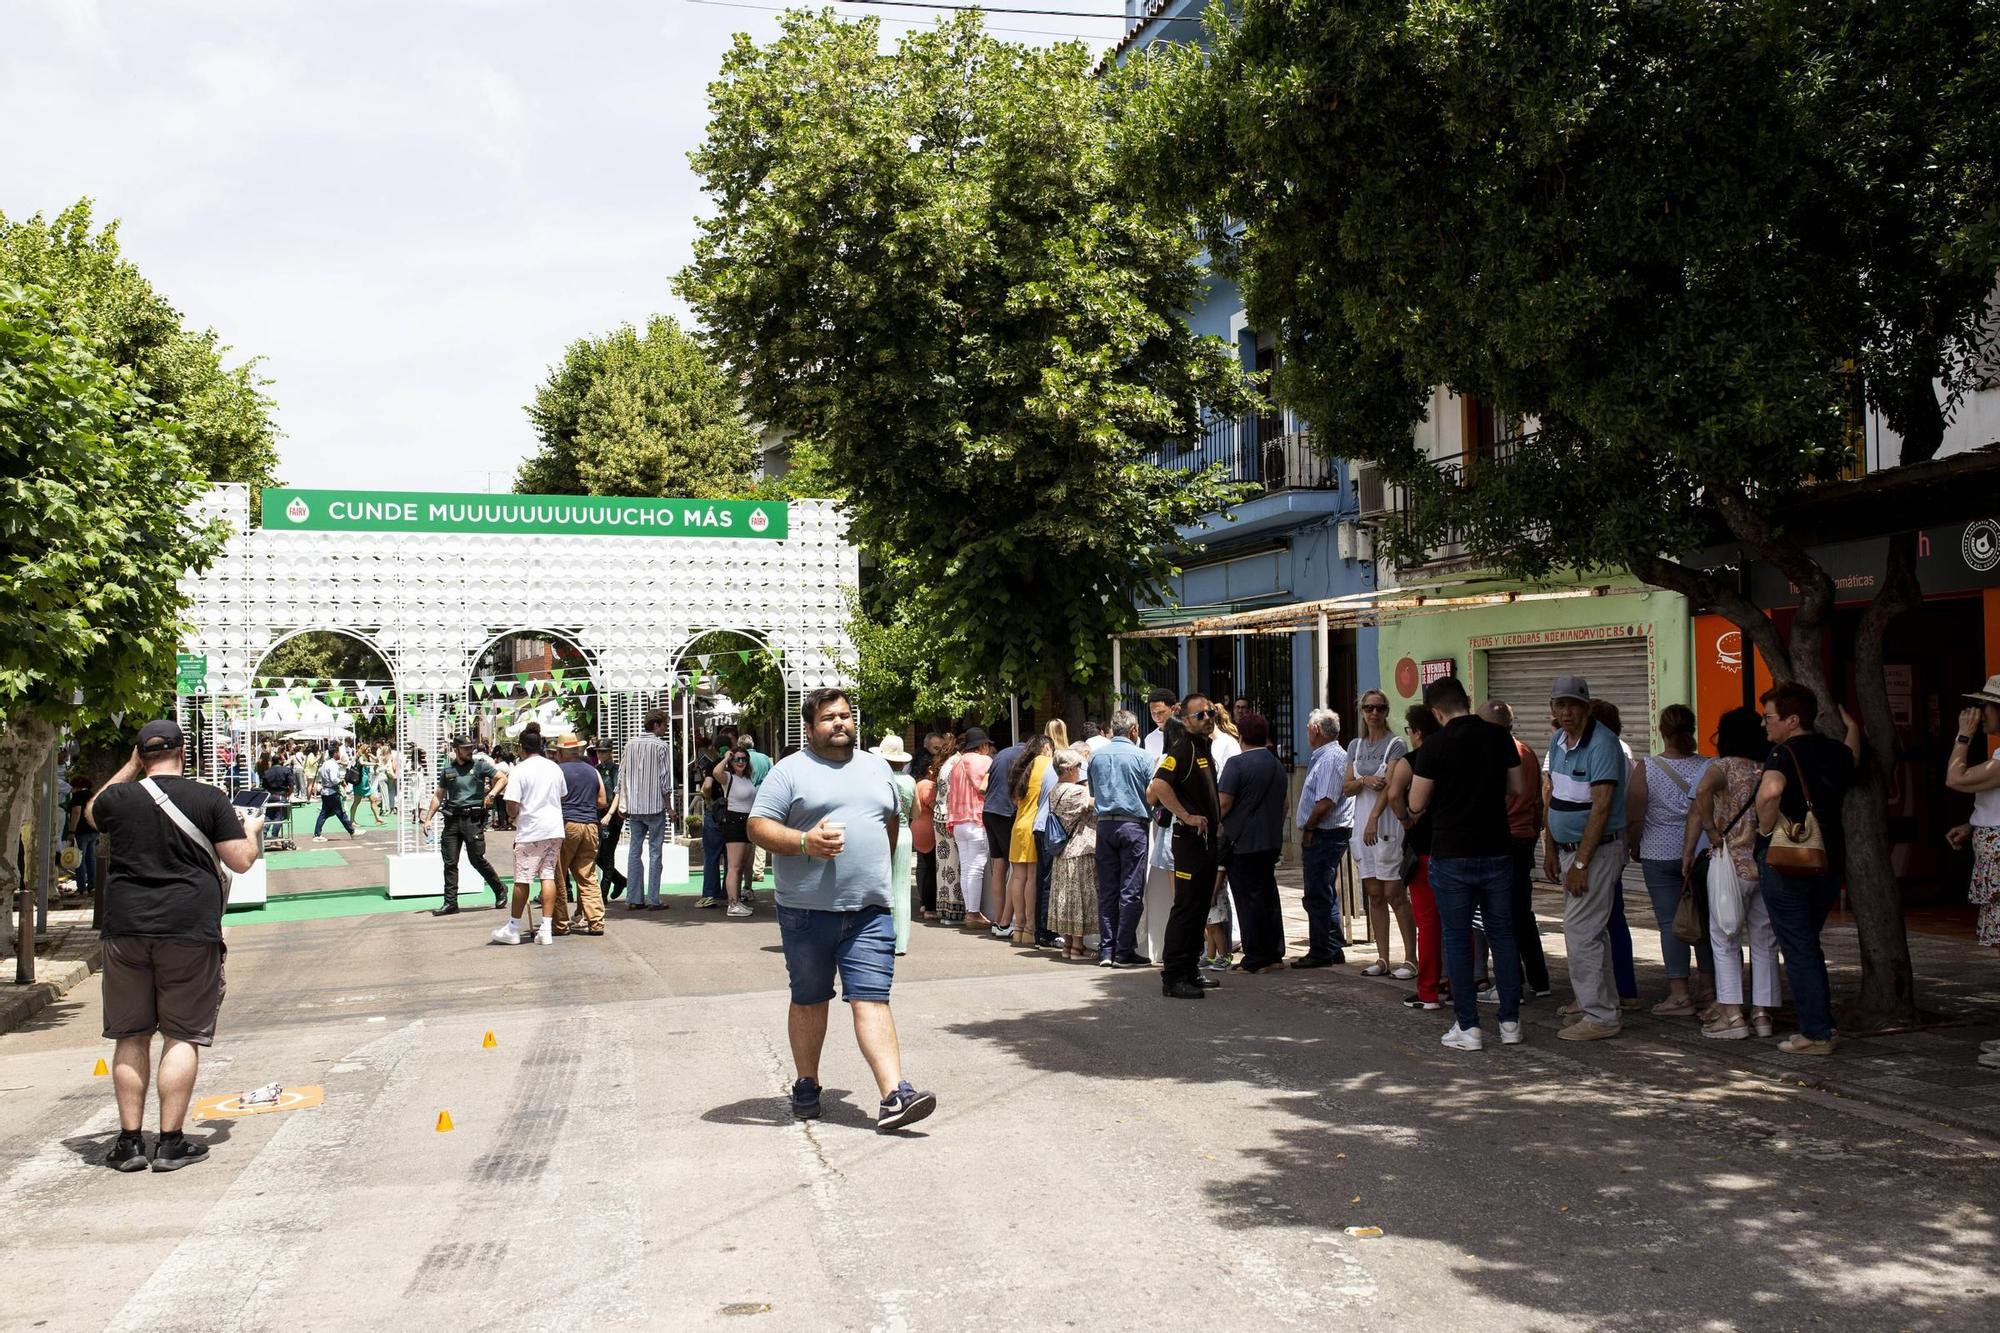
[799,831,808,856]
[1956,735,1973,746]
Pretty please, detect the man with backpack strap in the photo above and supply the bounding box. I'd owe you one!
[85,720,264,1172]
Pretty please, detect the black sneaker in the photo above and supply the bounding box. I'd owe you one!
[1162,979,1207,999]
[104,1134,149,1172]
[431,903,460,917]
[489,884,507,907]
[1194,975,1220,989]
[150,1135,209,1172]
[1112,950,1150,967]
[1402,993,1442,1010]
[1290,955,1334,970]
[606,881,625,901]
[877,1081,936,1133]
[790,1077,822,1120]
[1328,949,1348,964]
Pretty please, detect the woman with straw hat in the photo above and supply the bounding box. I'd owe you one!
[872,734,918,955]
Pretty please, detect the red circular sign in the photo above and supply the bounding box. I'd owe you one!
[1394,656,1419,698]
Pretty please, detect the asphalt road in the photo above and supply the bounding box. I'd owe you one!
[2,900,1996,1332]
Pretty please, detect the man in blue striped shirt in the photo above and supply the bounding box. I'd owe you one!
[620,709,674,909]
[1542,676,1628,1041]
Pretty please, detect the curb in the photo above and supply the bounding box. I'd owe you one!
[0,946,101,1039]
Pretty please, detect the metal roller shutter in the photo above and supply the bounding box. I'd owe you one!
[1479,639,1655,758]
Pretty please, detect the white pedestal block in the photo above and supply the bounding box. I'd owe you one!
[387,851,476,898]
[664,841,690,885]
[226,860,267,909]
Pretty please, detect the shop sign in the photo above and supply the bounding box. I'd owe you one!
[259,488,789,540]
[1740,516,2000,607]
[1465,624,1649,650]
[1419,657,1456,687]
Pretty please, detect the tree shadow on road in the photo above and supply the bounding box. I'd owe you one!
[942,972,2000,1331]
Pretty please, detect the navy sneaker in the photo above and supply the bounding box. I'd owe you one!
[104,1133,149,1172]
[790,1077,822,1120]
[876,1081,936,1133]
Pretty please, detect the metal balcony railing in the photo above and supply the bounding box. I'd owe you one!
[1387,433,1532,566]
[1149,408,1340,496]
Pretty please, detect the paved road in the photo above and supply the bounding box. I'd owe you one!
[2,902,1996,1331]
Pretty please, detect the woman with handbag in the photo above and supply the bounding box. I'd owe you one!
[1754,684,1861,1055]
[1944,681,2000,953]
[1684,707,1778,1039]
[1626,705,1714,1015]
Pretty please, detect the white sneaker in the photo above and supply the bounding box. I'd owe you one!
[490,922,522,946]
[1441,1023,1485,1052]
[1499,1021,1524,1045]
[1980,1038,2000,1054]
[1476,985,1501,1005]
[726,902,753,918]
[535,921,553,946]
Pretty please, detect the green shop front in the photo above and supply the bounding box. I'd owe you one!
[1373,576,1694,756]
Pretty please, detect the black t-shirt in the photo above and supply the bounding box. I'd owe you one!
[1219,745,1287,854]
[1155,733,1220,829]
[1408,715,1520,859]
[87,777,242,941]
[261,763,296,796]
[1765,734,1856,867]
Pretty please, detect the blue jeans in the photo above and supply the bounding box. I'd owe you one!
[1095,819,1148,957]
[701,804,726,901]
[1300,830,1350,959]
[624,811,666,905]
[1429,854,1521,1030]
[1758,855,1841,1040]
[1639,857,1714,983]
[777,904,896,1005]
[314,793,354,836]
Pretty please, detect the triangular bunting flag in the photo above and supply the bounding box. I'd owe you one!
[737,650,751,664]
[550,667,567,685]
[697,654,712,670]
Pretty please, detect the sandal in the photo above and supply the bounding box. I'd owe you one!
[1652,996,1696,1016]
[1390,964,1416,980]
[1361,960,1389,977]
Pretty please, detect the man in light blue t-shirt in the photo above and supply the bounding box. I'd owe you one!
[749,688,937,1134]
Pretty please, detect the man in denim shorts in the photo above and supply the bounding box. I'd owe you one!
[749,688,937,1133]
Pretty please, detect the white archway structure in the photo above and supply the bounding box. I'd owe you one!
[174,485,857,862]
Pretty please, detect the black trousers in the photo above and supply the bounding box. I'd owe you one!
[915,849,937,912]
[598,811,627,889]
[1509,836,1551,993]
[1164,830,1220,985]
[441,810,507,905]
[1229,848,1284,968]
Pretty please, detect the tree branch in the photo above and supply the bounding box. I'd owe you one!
[1633,552,1793,681]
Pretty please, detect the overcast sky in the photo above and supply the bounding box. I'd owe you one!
[2,0,1119,492]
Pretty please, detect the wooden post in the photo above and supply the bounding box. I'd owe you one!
[1316,612,1331,710]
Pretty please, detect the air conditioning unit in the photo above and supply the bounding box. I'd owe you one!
[1354,459,1390,519]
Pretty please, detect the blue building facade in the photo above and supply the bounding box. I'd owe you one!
[1113,0,1381,764]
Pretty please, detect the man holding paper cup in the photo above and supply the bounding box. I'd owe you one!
[749,688,938,1133]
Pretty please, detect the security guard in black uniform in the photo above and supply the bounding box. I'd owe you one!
[1147,695,1223,999]
[422,735,511,915]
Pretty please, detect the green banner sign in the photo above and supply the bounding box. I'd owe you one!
[260,488,789,540]
[175,653,208,694]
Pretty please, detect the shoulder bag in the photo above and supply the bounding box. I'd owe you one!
[1765,744,1829,877]
[139,777,233,911]
[1676,781,1753,944]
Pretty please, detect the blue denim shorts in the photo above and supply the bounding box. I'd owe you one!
[776,903,896,1005]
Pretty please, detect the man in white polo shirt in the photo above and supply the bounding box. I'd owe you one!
[492,729,568,947]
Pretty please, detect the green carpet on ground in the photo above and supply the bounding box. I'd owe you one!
[263,849,349,870]
[225,874,729,926]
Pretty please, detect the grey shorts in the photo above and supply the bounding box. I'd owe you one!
[101,936,226,1047]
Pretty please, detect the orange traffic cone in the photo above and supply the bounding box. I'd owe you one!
[92,1058,109,1077]
[435,1110,455,1132]
[481,1031,497,1049]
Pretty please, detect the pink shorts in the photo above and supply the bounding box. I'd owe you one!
[513,837,562,883]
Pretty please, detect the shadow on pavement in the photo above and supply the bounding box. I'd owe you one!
[943,972,2000,1331]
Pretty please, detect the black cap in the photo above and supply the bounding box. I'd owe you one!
[958,726,993,750]
[136,719,184,755]
[450,734,475,748]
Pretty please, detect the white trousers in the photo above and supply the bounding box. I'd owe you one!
[953,823,989,915]
[1710,885,1781,1007]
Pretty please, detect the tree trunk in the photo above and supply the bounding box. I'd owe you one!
[1839,529,1923,1027]
[0,711,58,984]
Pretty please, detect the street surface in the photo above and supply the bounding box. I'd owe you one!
[2,897,1996,1332]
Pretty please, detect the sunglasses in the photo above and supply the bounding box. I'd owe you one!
[1189,709,1213,720]
[1362,704,1388,713]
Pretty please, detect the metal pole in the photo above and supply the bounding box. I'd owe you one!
[1009,693,1019,744]
[1316,612,1331,710]
[1111,638,1122,713]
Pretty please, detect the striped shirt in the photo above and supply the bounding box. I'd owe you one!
[1545,720,1627,844]
[619,732,672,816]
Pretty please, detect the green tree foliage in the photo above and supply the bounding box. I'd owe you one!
[677,11,1254,704]
[0,279,229,915]
[257,631,394,686]
[0,200,281,489]
[1142,0,2000,1023]
[516,315,758,499]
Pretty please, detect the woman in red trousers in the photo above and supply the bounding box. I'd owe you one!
[1387,705,1444,1011]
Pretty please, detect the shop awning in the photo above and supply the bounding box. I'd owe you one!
[1113,580,1643,640]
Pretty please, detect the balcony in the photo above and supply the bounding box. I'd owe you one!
[1150,408,1340,497]
[1386,434,1532,569]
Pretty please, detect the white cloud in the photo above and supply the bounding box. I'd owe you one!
[0,0,1112,490]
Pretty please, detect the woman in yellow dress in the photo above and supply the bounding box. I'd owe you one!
[1001,735,1054,946]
